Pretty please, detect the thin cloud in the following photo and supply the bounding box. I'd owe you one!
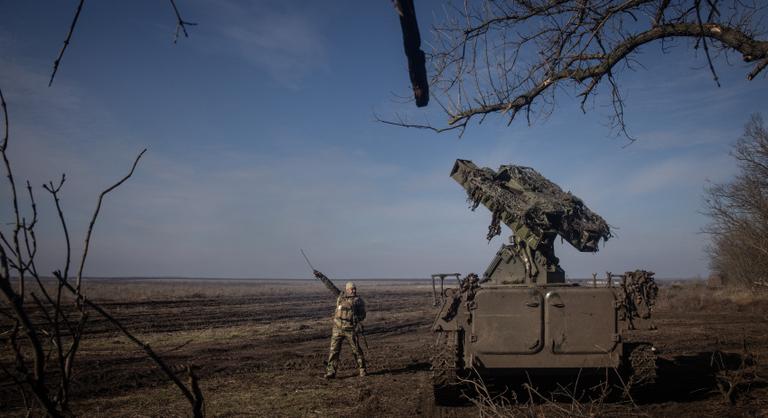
[0,60,83,116]
[630,127,735,151]
[213,1,329,88]
[623,155,735,196]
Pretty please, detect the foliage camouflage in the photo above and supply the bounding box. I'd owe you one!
[451,159,611,251]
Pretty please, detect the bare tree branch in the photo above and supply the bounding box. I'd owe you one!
[392,0,768,137]
[446,21,768,128]
[75,149,146,292]
[0,88,25,298]
[5,3,205,414]
[49,1,197,86]
[43,175,71,281]
[49,0,85,87]
[0,249,60,416]
[375,111,467,134]
[169,0,198,44]
[748,57,768,80]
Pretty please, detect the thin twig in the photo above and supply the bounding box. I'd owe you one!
[76,149,146,293]
[49,0,86,87]
[694,0,721,87]
[169,0,198,44]
[747,58,768,80]
[43,175,71,281]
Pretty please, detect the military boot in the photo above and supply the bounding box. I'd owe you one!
[356,358,367,377]
[324,371,336,379]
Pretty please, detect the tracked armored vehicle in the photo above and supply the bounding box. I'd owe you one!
[431,160,657,402]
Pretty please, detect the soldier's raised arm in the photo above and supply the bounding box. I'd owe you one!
[313,270,341,296]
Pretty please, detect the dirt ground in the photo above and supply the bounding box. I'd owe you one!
[2,278,767,417]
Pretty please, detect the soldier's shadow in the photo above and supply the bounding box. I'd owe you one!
[370,361,431,376]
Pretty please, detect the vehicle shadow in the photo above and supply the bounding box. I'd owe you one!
[444,351,764,405]
[635,351,764,404]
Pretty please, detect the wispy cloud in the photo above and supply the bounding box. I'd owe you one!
[630,127,736,151]
[622,154,735,196]
[211,1,329,88]
[95,145,495,278]
[621,57,762,118]
[0,60,83,117]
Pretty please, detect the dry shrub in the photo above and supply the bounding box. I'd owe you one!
[460,371,643,418]
[655,281,768,313]
[710,339,763,405]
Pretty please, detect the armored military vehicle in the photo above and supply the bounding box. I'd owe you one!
[431,160,657,403]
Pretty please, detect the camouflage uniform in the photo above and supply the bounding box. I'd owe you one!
[314,271,367,378]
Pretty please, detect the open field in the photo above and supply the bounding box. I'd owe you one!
[2,279,767,417]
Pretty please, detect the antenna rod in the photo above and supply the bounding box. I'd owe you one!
[300,248,316,271]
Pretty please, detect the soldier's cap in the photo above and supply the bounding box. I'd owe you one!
[345,282,356,290]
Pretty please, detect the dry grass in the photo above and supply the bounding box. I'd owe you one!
[655,281,768,313]
[460,371,644,418]
[26,277,430,303]
[6,278,767,417]
[71,370,372,418]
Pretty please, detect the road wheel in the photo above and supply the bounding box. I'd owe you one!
[623,342,657,395]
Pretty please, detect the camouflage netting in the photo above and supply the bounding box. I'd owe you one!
[451,160,611,252]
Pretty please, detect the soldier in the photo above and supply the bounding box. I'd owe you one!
[313,270,368,378]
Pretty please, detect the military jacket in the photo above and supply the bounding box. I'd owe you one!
[334,294,365,330]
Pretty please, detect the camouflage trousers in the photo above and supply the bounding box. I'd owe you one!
[326,326,366,374]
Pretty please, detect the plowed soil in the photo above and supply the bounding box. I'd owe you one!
[1,279,767,417]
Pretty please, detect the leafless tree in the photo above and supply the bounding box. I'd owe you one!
[0,89,204,416]
[2,2,203,415]
[382,0,768,138]
[704,114,768,289]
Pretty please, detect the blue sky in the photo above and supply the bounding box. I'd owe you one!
[1,1,766,279]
